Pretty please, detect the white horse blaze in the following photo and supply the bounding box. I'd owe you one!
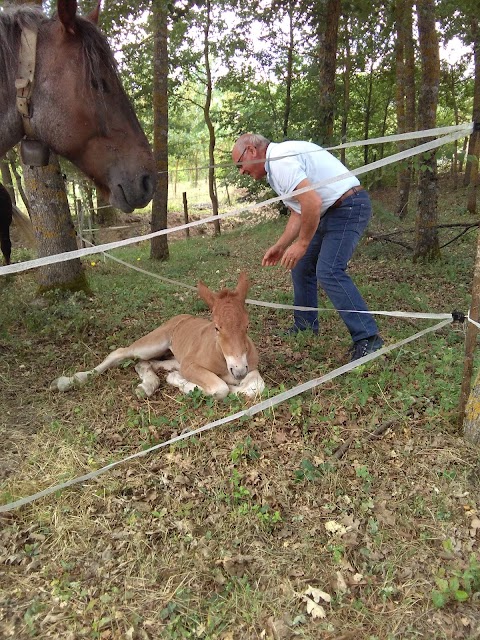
[51,272,265,400]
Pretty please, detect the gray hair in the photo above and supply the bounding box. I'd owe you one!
[236,133,271,151]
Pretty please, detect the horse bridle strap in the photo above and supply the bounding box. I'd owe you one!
[15,26,50,166]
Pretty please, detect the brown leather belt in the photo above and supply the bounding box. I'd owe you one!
[329,185,364,210]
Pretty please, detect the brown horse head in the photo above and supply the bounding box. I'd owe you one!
[197,272,251,380]
[1,1,156,212]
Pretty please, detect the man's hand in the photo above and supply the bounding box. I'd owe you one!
[279,241,308,269]
[262,244,285,266]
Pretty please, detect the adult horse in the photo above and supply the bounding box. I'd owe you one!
[51,272,265,400]
[0,184,13,265]
[0,183,35,265]
[0,0,155,213]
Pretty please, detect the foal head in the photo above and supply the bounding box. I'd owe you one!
[198,272,251,380]
[1,1,155,212]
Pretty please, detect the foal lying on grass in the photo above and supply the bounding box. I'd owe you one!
[51,272,265,400]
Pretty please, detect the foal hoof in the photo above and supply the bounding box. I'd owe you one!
[135,385,148,400]
[50,376,74,392]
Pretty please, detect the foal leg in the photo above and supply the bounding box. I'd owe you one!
[228,370,265,398]
[50,325,173,392]
[149,358,180,373]
[169,362,230,400]
[134,361,161,399]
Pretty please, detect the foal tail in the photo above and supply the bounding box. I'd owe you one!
[12,205,35,247]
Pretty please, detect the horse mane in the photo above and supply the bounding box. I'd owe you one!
[0,5,46,98]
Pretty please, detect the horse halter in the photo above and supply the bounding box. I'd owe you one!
[15,26,50,167]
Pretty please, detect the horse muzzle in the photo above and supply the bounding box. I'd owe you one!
[228,362,249,381]
[110,169,156,212]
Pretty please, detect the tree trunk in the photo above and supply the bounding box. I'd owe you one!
[460,221,480,439]
[363,60,374,167]
[150,0,169,260]
[96,190,119,227]
[282,0,295,139]
[395,0,415,219]
[0,157,15,203]
[413,0,440,262]
[340,19,351,166]
[315,0,341,144]
[463,18,480,188]
[467,133,479,214]
[203,0,220,236]
[22,153,88,293]
[8,151,30,213]
[463,369,480,444]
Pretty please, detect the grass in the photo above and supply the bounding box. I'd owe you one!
[1,180,480,639]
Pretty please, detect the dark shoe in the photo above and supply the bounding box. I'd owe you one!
[349,335,384,361]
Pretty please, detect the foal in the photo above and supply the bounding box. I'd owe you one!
[51,272,265,400]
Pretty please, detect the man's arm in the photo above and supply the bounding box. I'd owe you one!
[278,179,322,269]
[262,211,301,266]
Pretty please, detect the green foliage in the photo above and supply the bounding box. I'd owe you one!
[294,459,334,482]
[231,436,260,462]
[431,555,480,608]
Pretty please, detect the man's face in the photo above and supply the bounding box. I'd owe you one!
[232,144,266,181]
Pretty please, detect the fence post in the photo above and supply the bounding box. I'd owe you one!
[183,192,190,238]
[76,198,84,247]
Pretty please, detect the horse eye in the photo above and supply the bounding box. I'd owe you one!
[215,326,220,332]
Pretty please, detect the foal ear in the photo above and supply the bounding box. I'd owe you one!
[57,0,78,35]
[235,271,250,301]
[86,0,101,25]
[198,281,216,310]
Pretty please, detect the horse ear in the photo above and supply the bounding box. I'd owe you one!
[86,0,101,25]
[198,281,216,310]
[57,0,78,35]
[235,271,250,301]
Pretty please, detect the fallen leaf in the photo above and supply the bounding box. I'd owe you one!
[332,571,348,594]
[470,518,480,537]
[304,585,331,603]
[304,596,326,619]
[325,520,347,535]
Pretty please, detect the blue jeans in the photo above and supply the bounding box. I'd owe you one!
[291,189,379,342]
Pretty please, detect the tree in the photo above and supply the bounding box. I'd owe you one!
[23,155,88,293]
[19,0,86,293]
[395,0,416,219]
[203,0,220,235]
[414,0,441,262]
[465,18,479,213]
[150,0,170,260]
[312,0,341,144]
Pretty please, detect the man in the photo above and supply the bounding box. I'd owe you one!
[231,133,383,361]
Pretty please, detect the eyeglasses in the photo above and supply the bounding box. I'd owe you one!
[236,146,249,168]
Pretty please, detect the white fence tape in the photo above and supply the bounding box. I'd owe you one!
[155,123,473,175]
[102,251,454,320]
[0,124,473,277]
[0,318,451,513]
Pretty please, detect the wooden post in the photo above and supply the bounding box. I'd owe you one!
[458,232,480,428]
[76,198,84,248]
[183,191,190,238]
